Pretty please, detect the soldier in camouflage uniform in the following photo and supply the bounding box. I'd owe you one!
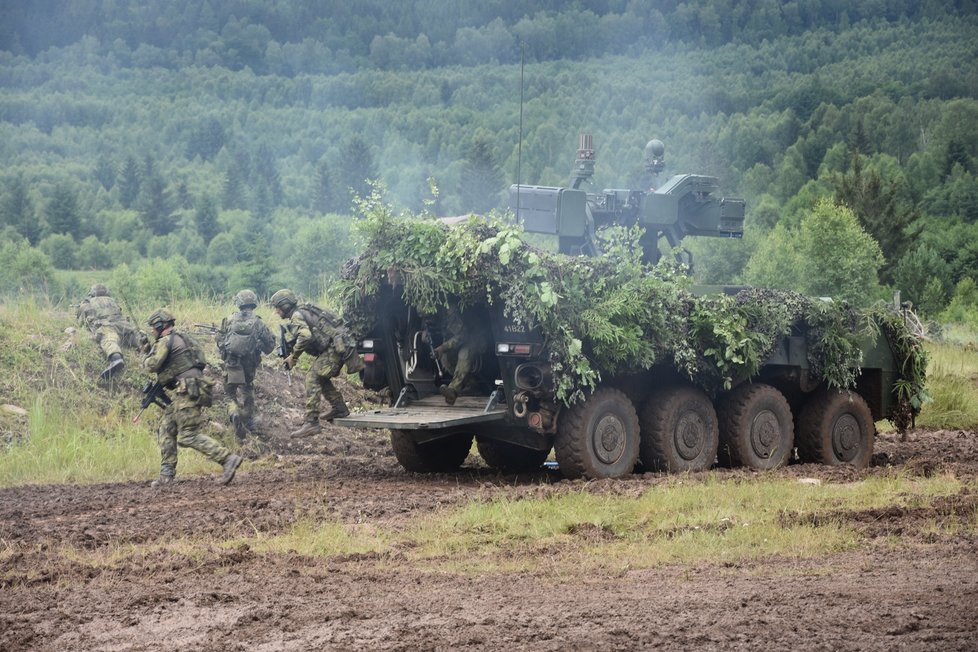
[75,283,144,379]
[143,308,242,487]
[434,304,489,405]
[216,289,275,440]
[269,288,364,438]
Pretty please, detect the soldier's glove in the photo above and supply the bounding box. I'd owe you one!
[283,354,298,370]
[138,331,152,354]
[433,344,446,356]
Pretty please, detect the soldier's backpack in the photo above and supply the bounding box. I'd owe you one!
[222,312,261,365]
[298,303,353,354]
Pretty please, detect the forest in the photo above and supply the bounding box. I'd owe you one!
[1,0,977,326]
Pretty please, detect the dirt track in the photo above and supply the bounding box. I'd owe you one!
[2,374,977,650]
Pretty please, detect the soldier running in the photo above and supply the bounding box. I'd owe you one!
[215,290,275,441]
[269,289,364,438]
[142,308,242,487]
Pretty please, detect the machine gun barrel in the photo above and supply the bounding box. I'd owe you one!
[192,322,220,334]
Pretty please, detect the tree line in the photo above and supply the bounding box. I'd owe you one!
[0,4,977,327]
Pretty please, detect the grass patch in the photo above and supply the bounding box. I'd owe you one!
[407,474,966,573]
[917,340,978,429]
[0,397,215,486]
[201,473,970,576]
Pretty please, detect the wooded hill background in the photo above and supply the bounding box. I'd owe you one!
[1,0,976,325]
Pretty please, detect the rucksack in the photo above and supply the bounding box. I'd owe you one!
[222,312,261,364]
[298,303,353,353]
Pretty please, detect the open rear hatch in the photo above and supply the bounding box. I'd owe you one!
[334,394,506,430]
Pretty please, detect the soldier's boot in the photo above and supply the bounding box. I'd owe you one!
[230,413,246,441]
[221,454,243,485]
[323,402,351,422]
[439,385,458,406]
[150,464,176,488]
[290,420,322,438]
[100,353,125,380]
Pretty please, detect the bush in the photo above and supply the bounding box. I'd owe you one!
[0,238,59,296]
[76,235,113,269]
[110,257,191,305]
[940,277,978,330]
[39,233,78,269]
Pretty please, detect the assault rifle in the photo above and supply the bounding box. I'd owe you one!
[192,322,220,334]
[132,379,172,423]
[277,324,296,384]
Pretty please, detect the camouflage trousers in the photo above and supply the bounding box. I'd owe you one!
[440,344,480,394]
[303,350,347,422]
[93,322,141,358]
[305,349,363,422]
[224,364,257,426]
[156,394,230,471]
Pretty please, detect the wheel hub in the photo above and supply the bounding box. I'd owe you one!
[750,410,782,459]
[832,414,860,462]
[594,414,626,464]
[675,413,706,461]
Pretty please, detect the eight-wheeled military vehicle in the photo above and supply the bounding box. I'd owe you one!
[336,136,920,479]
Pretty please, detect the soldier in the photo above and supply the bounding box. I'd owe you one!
[434,304,489,405]
[75,283,144,379]
[143,308,242,487]
[215,289,275,440]
[269,288,364,438]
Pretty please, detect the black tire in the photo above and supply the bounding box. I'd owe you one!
[476,437,550,473]
[717,383,794,470]
[639,386,718,473]
[797,389,875,468]
[554,387,640,479]
[390,429,472,473]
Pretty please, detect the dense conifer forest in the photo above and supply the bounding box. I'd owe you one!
[1,1,976,324]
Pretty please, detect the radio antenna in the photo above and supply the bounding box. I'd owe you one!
[516,41,525,221]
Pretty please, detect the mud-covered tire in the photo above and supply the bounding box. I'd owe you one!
[554,388,640,479]
[476,437,550,473]
[797,389,875,468]
[639,386,718,472]
[717,383,793,470]
[390,429,472,473]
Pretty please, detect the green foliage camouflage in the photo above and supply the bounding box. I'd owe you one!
[339,198,928,424]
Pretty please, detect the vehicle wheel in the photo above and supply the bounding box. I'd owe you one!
[639,386,718,472]
[554,387,640,479]
[476,437,550,473]
[717,383,793,470]
[390,429,472,473]
[797,389,874,468]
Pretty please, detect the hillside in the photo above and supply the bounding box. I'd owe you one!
[0,3,976,322]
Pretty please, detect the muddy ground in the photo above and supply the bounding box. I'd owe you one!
[1,370,977,651]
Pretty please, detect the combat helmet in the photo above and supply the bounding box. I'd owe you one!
[146,308,176,331]
[90,283,109,297]
[234,289,258,309]
[270,288,298,312]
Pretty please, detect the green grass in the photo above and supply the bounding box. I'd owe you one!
[219,473,971,575]
[0,296,243,486]
[917,339,978,429]
[0,395,216,486]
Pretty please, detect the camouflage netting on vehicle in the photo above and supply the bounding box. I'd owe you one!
[338,203,927,424]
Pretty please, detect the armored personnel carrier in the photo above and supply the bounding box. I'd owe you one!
[335,136,925,479]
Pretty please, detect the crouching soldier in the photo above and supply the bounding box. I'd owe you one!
[269,289,364,438]
[143,308,242,487]
[216,290,275,440]
[75,283,145,380]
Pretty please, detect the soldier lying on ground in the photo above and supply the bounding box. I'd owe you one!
[74,283,146,380]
